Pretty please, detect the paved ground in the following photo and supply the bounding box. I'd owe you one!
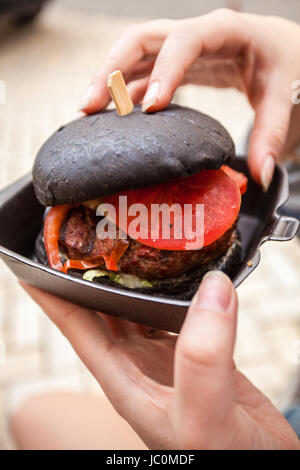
[0,0,299,449]
[66,0,300,21]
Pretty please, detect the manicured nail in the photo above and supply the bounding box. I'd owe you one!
[142,81,160,112]
[78,84,96,111]
[261,155,275,192]
[192,270,233,314]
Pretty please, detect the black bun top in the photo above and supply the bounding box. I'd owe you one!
[33,105,235,206]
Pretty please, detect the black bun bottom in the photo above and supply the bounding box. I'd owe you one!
[34,229,242,301]
[131,238,242,300]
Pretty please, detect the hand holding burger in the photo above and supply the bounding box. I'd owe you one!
[20,272,300,449]
[79,9,300,191]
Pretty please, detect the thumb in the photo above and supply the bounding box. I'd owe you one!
[174,271,238,446]
[248,84,292,191]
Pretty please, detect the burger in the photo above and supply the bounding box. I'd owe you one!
[33,105,247,300]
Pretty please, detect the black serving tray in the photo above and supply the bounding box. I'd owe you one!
[0,157,298,333]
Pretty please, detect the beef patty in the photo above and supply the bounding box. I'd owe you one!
[59,204,237,280]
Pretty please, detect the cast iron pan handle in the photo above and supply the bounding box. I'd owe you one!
[233,213,299,288]
[269,215,299,242]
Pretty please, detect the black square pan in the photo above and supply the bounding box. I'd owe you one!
[0,157,298,333]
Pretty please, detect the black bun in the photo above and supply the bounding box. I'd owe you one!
[33,104,235,207]
[34,228,241,301]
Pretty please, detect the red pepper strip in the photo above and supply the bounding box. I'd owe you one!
[63,258,104,274]
[45,203,130,273]
[103,239,129,271]
[221,165,248,195]
[63,240,129,273]
[44,205,73,272]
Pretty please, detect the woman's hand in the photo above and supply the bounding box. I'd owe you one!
[20,272,300,449]
[78,10,300,191]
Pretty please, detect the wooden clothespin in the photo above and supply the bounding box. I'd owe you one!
[107,70,133,116]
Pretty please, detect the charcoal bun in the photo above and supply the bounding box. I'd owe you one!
[33,105,235,207]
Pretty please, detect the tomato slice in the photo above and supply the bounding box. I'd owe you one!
[221,165,247,195]
[103,169,242,251]
[44,167,247,271]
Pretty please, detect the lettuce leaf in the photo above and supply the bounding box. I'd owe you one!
[83,269,153,289]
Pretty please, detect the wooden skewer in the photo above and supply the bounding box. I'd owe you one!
[107,70,133,116]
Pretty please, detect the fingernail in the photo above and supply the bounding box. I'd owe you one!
[78,84,96,111]
[192,270,233,314]
[142,81,160,112]
[261,155,275,192]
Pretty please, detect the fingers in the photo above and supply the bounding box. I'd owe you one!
[142,10,249,111]
[127,77,149,105]
[248,77,293,190]
[78,40,143,114]
[141,29,203,111]
[174,271,238,445]
[79,10,249,114]
[79,21,173,114]
[182,58,243,91]
[97,312,139,338]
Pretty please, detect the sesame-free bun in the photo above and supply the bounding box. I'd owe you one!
[33,105,235,207]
